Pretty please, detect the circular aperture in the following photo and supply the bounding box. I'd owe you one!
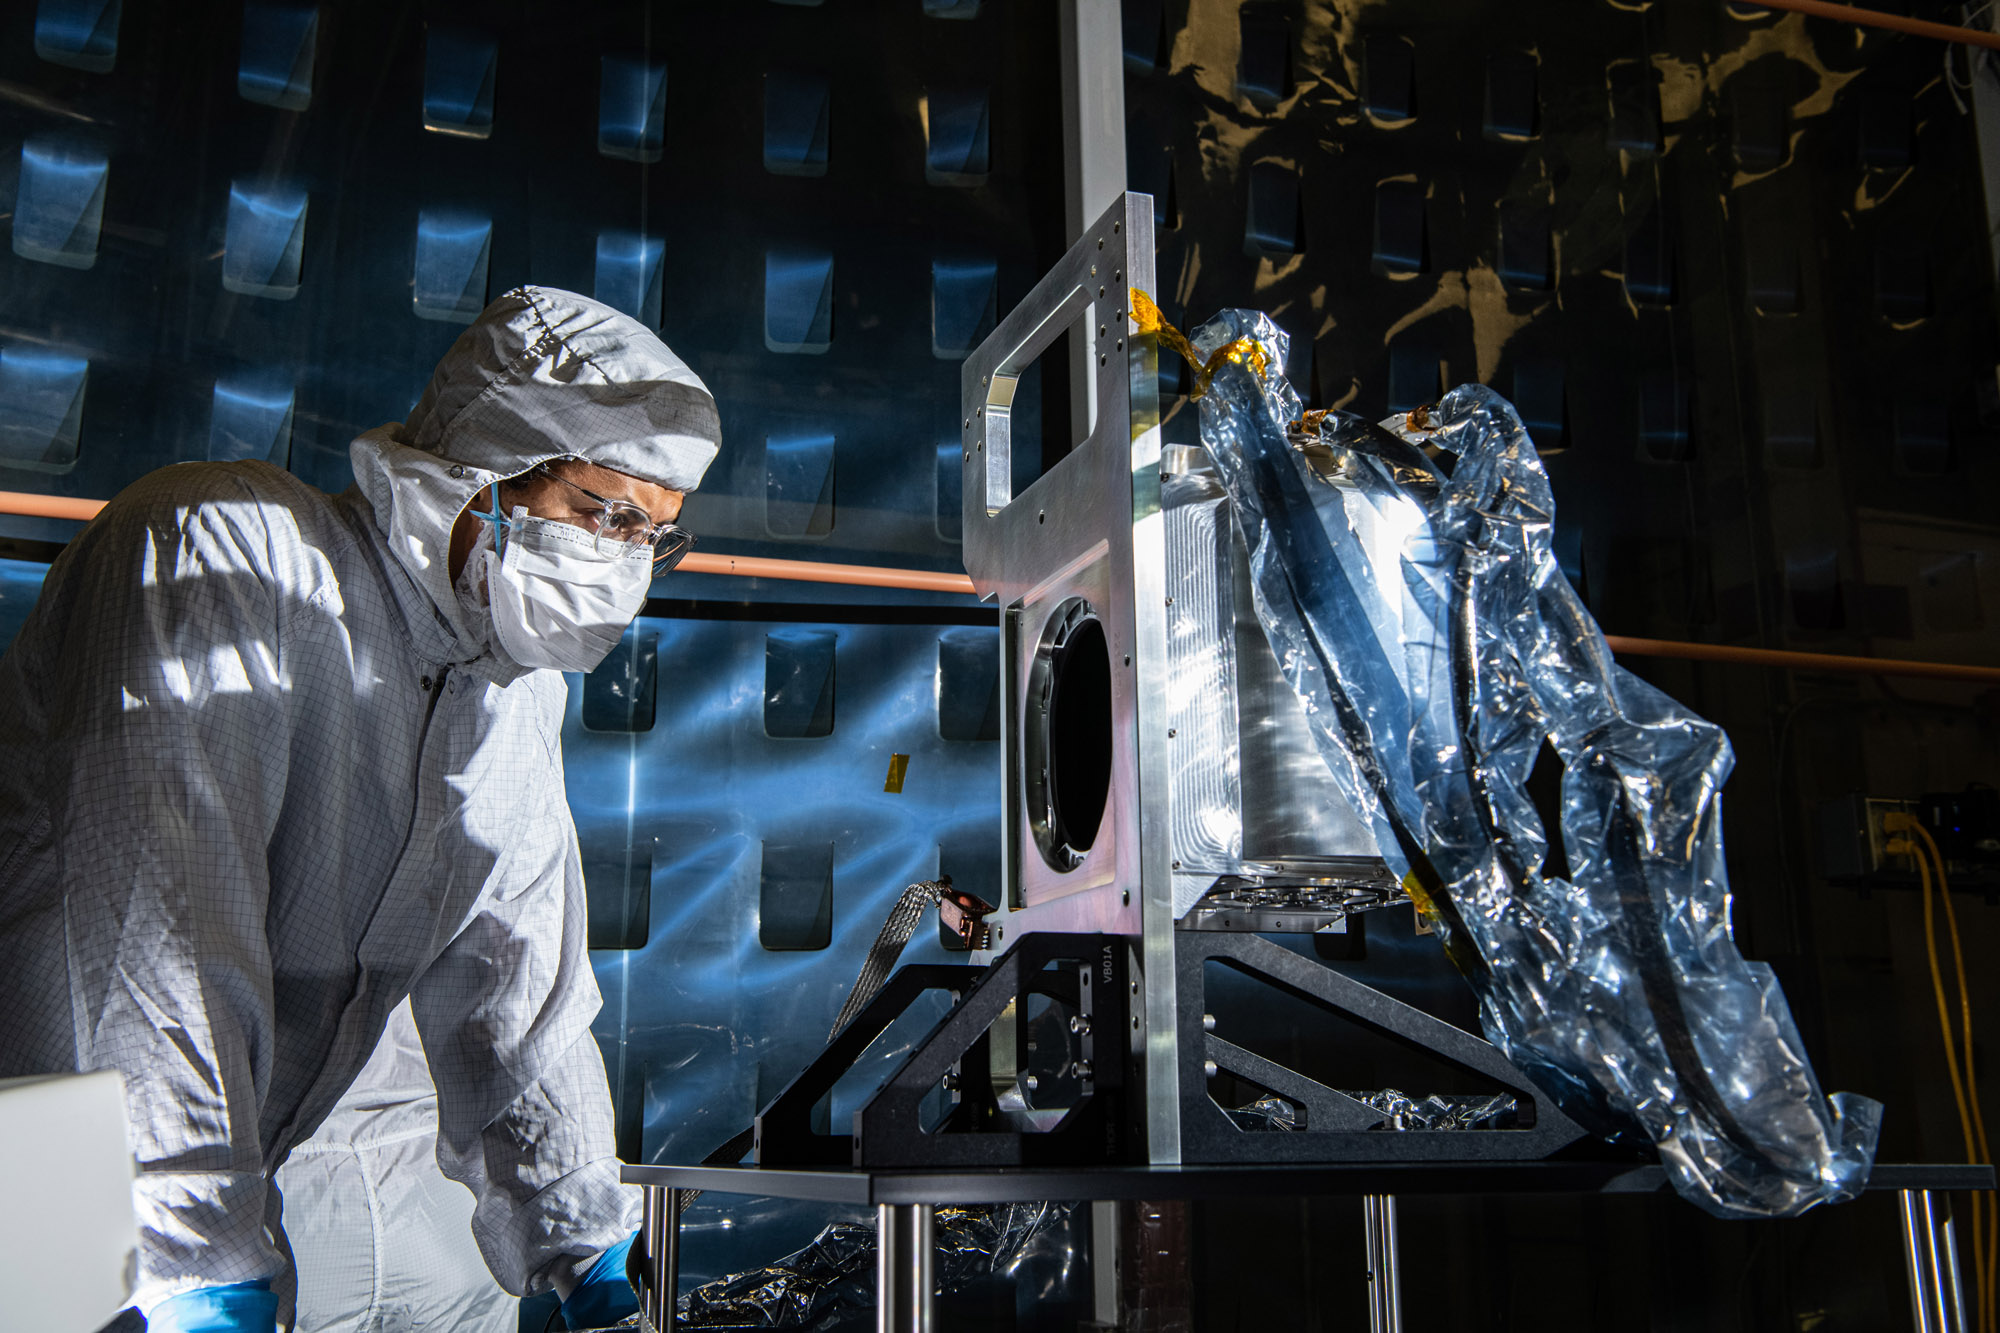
[1025,599,1113,872]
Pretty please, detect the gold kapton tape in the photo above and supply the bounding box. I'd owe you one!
[1128,288,1270,400]
[883,753,911,794]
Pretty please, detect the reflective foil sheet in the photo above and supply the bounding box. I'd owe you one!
[1187,307,1881,1218]
[672,1203,1079,1328]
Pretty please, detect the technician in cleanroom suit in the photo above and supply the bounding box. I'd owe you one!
[0,286,720,1332]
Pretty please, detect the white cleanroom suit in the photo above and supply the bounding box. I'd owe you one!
[275,1002,514,1333]
[0,287,720,1323]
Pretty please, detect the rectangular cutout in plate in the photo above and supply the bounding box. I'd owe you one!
[980,296,1096,513]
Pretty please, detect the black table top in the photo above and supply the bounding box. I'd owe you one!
[621,1160,1994,1207]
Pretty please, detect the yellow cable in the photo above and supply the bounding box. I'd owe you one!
[1915,825,1999,1333]
[1915,826,1997,1333]
[1893,816,1995,1332]
[1891,819,1987,1330]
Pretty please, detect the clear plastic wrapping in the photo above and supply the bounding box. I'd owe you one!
[1187,308,1881,1218]
[674,1203,1079,1328]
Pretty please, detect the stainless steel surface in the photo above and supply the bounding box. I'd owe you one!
[1363,1194,1402,1333]
[876,1203,935,1333]
[1089,1199,1121,1326]
[638,1185,682,1332]
[1161,456,1394,918]
[960,191,1178,1159]
[1900,1188,1970,1333]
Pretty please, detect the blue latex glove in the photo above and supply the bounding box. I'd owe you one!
[146,1280,277,1333]
[559,1232,639,1330]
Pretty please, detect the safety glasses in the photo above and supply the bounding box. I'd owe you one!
[524,463,696,574]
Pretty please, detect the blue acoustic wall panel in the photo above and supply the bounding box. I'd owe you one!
[1511,359,1567,453]
[1362,33,1415,124]
[599,56,666,163]
[0,348,88,473]
[35,0,119,73]
[208,380,295,466]
[763,70,830,177]
[763,250,834,354]
[924,87,989,184]
[594,231,665,330]
[422,26,495,138]
[763,625,837,735]
[1370,177,1423,273]
[0,560,49,652]
[13,138,107,270]
[1246,160,1302,257]
[412,211,491,323]
[562,613,1003,1256]
[1483,49,1538,141]
[221,182,307,299]
[583,626,659,734]
[238,3,317,111]
[764,432,837,540]
[935,626,999,742]
[931,256,996,359]
[1237,6,1291,109]
[934,441,962,543]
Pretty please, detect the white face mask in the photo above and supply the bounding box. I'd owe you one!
[481,506,653,673]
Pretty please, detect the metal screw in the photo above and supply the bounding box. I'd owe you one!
[1114,221,1122,234]
[1025,1074,1040,1092]
[1124,654,1132,666]
[1117,339,1124,350]
[1116,269,1123,280]
[1167,728,1177,738]
[1131,981,1139,995]
[1090,264,1097,277]
[1203,1060,1218,1079]
[941,1072,959,1092]
[1164,596,1173,605]
[1202,1013,1216,1032]
[1172,859,1181,869]
[1070,1015,1091,1036]
[1132,1016,1141,1030]
[1074,1061,1093,1080]
[1099,354,1107,365]
[1097,238,1105,249]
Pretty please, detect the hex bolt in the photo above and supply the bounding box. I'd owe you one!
[1203,1060,1218,1079]
[1025,1074,1040,1092]
[1070,1015,1091,1037]
[1073,1061,1093,1080]
[1202,1013,1217,1032]
[941,1072,959,1092]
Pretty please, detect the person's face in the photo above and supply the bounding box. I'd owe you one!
[447,458,688,584]
[501,458,686,531]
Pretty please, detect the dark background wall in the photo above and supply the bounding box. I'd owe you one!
[1122,1,2000,1327]
[5,0,2000,1329]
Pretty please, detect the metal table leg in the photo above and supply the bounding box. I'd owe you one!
[1900,1188,1970,1333]
[876,1202,935,1333]
[1363,1193,1402,1333]
[640,1185,683,1332]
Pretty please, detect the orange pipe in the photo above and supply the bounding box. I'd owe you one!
[678,551,978,596]
[4,490,1992,681]
[1603,634,2000,685]
[0,490,104,522]
[1750,0,2000,52]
